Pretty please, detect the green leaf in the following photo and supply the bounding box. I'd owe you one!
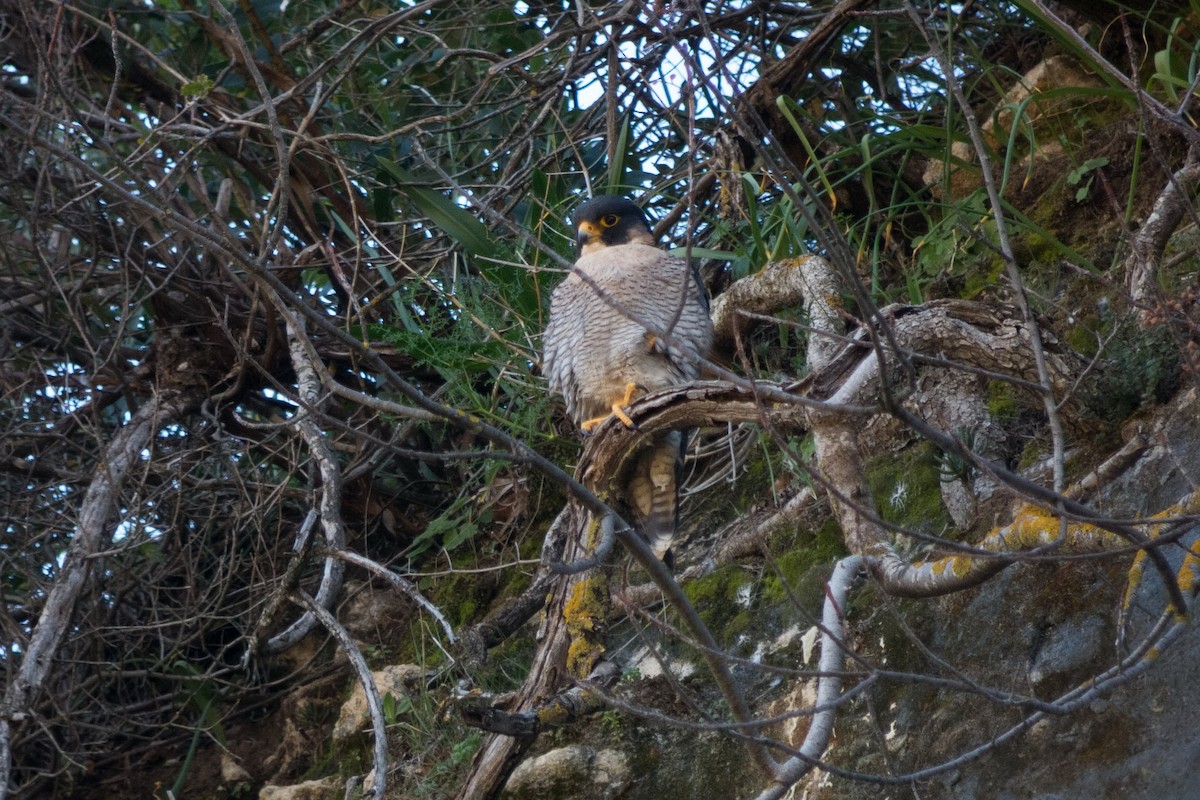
[382,691,397,722]
[180,74,213,99]
[442,521,477,551]
[368,325,506,374]
[606,115,631,192]
[1067,157,1109,185]
[668,246,739,260]
[376,158,494,255]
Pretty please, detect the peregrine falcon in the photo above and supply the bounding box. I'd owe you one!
[542,195,713,563]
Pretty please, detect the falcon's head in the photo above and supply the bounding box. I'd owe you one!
[573,195,655,258]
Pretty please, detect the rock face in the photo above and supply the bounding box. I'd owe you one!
[923,54,1106,199]
[494,387,1200,800]
[501,745,630,799]
[257,777,341,800]
[332,663,424,742]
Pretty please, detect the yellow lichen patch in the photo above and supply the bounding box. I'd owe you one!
[1122,552,1147,612]
[1175,548,1200,595]
[535,702,571,726]
[999,505,1060,549]
[928,556,973,578]
[1122,485,1200,612]
[584,516,604,551]
[563,576,608,677]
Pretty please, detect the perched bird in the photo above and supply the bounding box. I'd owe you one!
[542,195,713,563]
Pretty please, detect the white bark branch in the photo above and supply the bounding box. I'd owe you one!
[755,555,864,800]
[1125,151,1200,322]
[291,591,387,800]
[264,316,347,653]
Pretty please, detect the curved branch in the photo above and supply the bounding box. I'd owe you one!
[291,591,386,800]
[710,256,842,366]
[755,555,864,800]
[1126,149,1200,322]
[264,316,347,654]
[331,549,456,644]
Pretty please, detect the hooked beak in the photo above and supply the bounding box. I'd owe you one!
[575,221,601,255]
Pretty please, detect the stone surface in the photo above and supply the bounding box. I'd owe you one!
[501,745,630,800]
[923,54,1105,198]
[332,663,424,742]
[518,389,1200,800]
[257,777,340,800]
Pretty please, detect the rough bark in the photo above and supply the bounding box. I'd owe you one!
[454,505,585,800]
[1126,152,1200,322]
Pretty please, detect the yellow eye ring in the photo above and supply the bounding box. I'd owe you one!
[600,214,619,228]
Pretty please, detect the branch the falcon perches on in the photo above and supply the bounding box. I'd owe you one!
[542,196,713,564]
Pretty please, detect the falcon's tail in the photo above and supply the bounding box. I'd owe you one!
[628,431,685,565]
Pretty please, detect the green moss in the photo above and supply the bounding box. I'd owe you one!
[431,569,492,628]
[962,258,1005,298]
[1065,313,1102,355]
[986,380,1019,420]
[682,566,754,647]
[761,523,846,608]
[865,443,953,537]
[1017,437,1047,471]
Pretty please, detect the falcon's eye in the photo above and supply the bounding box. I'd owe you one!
[600,214,619,228]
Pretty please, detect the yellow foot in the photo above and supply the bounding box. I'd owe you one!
[580,382,641,433]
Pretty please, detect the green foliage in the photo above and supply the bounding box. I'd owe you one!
[935,427,979,485]
[699,175,815,279]
[376,682,484,799]
[1067,157,1110,203]
[369,325,508,376]
[382,691,414,726]
[180,74,214,100]
[376,159,497,257]
[1082,318,1181,423]
[1150,17,1200,106]
[914,190,995,288]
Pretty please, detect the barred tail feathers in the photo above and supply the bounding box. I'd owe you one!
[627,431,684,562]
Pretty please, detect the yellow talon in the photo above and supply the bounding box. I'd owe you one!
[579,382,640,432]
[610,403,636,428]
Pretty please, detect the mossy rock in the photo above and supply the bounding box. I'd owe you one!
[864,442,953,541]
[682,565,755,648]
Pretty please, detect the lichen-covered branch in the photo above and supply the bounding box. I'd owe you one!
[459,661,621,738]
